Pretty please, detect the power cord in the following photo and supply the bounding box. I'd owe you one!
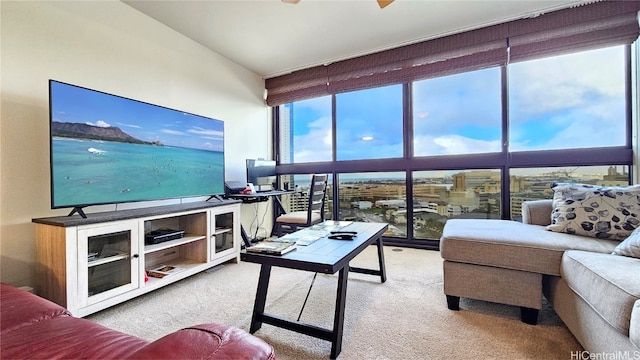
[250,202,271,241]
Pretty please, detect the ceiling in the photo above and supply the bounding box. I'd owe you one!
[124,0,592,79]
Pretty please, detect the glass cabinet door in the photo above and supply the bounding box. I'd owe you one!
[211,211,235,258]
[78,221,139,306]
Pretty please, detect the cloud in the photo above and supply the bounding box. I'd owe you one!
[415,46,625,153]
[85,120,111,128]
[117,122,142,129]
[188,127,223,138]
[291,116,332,162]
[412,68,501,135]
[509,46,624,118]
[514,111,625,151]
[415,134,501,156]
[202,141,223,151]
[161,129,186,136]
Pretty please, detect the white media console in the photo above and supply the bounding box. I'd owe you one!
[33,200,241,317]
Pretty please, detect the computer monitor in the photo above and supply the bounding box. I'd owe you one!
[246,159,276,189]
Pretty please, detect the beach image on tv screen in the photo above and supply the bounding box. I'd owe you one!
[50,81,225,208]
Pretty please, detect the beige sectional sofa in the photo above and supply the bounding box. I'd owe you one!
[441,198,640,354]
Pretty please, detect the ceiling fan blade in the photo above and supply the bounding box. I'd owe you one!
[282,0,391,8]
[376,0,394,8]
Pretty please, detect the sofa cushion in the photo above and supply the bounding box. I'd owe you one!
[612,227,640,259]
[631,300,640,349]
[548,183,640,240]
[561,250,640,336]
[441,219,618,276]
[522,199,553,226]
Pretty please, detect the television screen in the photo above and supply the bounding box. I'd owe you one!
[246,159,276,187]
[49,80,225,211]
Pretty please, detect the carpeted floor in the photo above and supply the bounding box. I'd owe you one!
[88,246,582,359]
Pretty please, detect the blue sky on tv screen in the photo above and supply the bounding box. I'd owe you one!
[50,81,224,152]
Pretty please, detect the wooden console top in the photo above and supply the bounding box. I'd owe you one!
[32,199,241,227]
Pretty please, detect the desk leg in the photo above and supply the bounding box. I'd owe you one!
[241,225,252,248]
[376,237,387,283]
[250,264,272,333]
[330,265,349,359]
[270,196,288,237]
[272,195,287,216]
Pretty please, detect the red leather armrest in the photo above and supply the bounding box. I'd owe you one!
[0,283,71,332]
[128,323,276,360]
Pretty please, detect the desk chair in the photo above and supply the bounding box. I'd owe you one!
[273,174,328,236]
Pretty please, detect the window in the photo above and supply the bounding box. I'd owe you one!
[336,85,403,160]
[509,166,630,220]
[413,170,501,239]
[274,45,633,248]
[509,46,626,151]
[413,68,502,156]
[278,96,332,164]
[337,172,406,237]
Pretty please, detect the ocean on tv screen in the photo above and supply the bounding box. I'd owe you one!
[52,137,224,207]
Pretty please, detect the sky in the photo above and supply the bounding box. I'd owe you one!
[50,81,224,152]
[287,45,626,162]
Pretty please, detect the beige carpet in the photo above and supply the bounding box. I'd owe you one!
[88,247,582,359]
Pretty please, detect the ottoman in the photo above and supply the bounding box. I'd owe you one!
[440,218,618,324]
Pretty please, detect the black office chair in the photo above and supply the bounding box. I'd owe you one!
[273,174,328,236]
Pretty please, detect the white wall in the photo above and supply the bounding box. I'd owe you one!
[1,1,270,287]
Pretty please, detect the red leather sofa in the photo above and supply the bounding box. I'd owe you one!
[0,283,276,359]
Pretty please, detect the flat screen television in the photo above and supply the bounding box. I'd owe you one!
[246,159,276,188]
[49,80,225,216]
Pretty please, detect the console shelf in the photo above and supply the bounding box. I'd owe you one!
[145,259,203,285]
[33,200,241,317]
[144,235,206,253]
[88,254,129,267]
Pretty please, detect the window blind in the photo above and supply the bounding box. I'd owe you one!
[264,66,329,107]
[508,1,640,63]
[265,0,640,106]
[326,24,508,94]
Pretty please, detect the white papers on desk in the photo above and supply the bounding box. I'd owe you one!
[275,231,325,246]
[273,221,354,246]
[310,221,353,231]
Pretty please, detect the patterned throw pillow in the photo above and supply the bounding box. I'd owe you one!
[612,227,640,258]
[547,183,640,240]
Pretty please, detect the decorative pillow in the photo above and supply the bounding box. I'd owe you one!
[547,183,640,240]
[612,227,640,258]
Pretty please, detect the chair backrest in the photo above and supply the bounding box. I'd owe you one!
[306,174,328,224]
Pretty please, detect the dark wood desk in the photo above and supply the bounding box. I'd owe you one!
[226,190,293,246]
[240,222,388,359]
